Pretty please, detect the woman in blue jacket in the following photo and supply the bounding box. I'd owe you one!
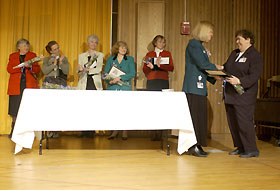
[104,41,136,140]
[182,21,223,157]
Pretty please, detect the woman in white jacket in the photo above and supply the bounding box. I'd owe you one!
[77,35,104,90]
[77,35,104,137]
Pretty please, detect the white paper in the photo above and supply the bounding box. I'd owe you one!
[154,57,169,65]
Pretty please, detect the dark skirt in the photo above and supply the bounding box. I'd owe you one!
[43,76,67,86]
[146,79,169,91]
[8,75,26,117]
[186,93,208,146]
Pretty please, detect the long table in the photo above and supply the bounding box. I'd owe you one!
[12,89,197,155]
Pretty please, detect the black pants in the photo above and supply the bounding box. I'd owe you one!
[186,93,207,147]
[86,75,97,90]
[225,104,258,152]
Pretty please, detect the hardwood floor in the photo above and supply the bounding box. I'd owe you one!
[0,134,279,190]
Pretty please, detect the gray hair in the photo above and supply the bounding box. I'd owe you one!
[16,38,30,49]
[87,35,99,44]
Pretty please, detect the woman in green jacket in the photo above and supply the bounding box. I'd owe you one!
[104,41,136,140]
[182,21,223,157]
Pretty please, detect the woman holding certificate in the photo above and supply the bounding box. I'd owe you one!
[182,21,222,157]
[104,41,136,140]
[143,35,174,141]
[224,30,263,158]
[7,39,40,138]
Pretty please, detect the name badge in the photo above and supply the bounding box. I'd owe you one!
[239,57,247,62]
[197,82,204,89]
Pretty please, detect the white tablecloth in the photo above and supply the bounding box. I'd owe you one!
[12,89,196,154]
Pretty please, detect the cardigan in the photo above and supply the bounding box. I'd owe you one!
[224,46,263,105]
[142,50,174,81]
[77,51,104,90]
[42,55,69,78]
[182,39,216,96]
[104,55,136,91]
[7,51,40,95]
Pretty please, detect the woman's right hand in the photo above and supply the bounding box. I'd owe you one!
[215,64,224,70]
[147,62,154,69]
[78,65,84,72]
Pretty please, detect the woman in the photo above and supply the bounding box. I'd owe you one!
[143,35,174,141]
[77,35,104,138]
[224,30,263,158]
[104,41,136,140]
[42,41,69,87]
[7,39,40,138]
[42,41,69,138]
[182,21,222,157]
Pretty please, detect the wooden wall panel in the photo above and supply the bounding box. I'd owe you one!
[260,0,280,98]
[118,0,278,134]
[136,1,165,89]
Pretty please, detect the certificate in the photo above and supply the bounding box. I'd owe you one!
[153,57,169,65]
[205,70,231,78]
[108,65,126,78]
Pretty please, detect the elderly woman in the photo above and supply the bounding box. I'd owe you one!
[42,41,69,87]
[104,41,136,140]
[42,41,69,138]
[182,21,223,157]
[143,35,174,141]
[224,30,263,158]
[7,39,40,138]
[77,34,104,138]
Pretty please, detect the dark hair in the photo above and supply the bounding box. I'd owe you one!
[235,30,255,45]
[152,35,166,47]
[45,41,58,54]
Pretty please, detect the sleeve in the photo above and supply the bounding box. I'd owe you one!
[7,54,21,74]
[188,42,216,71]
[60,57,69,75]
[89,53,104,74]
[239,53,263,89]
[158,52,174,72]
[120,57,136,81]
[28,53,40,74]
[143,52,152,74]
[42,57,56,75]
[223,50,236,70]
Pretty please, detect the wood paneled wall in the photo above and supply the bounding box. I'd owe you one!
[260,0,280,98]
[118,0,279,134]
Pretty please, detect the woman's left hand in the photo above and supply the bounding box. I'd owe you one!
[59,55,65,64]
[226,75,241,85]
[111,77,121,84]
[155,57,161,67]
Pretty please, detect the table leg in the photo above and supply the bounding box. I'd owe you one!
[46,131,49,149]
[39,131,43,155]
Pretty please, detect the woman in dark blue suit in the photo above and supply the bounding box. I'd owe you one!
[182,21,222,157]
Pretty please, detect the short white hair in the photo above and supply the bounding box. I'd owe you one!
[87,35,99,44]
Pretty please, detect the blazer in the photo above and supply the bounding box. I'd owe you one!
[7,51,40,95]
[104,55,136,91]
[42,55,69,77]
[142,50,174,81]
[224,46,263,105]
[182,39,216,96]
[77,51,104,90]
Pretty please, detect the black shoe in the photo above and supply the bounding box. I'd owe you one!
[188,145,207,157]
[197,145,209,156]
[229,148,244,155]
[239,151,259,158]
